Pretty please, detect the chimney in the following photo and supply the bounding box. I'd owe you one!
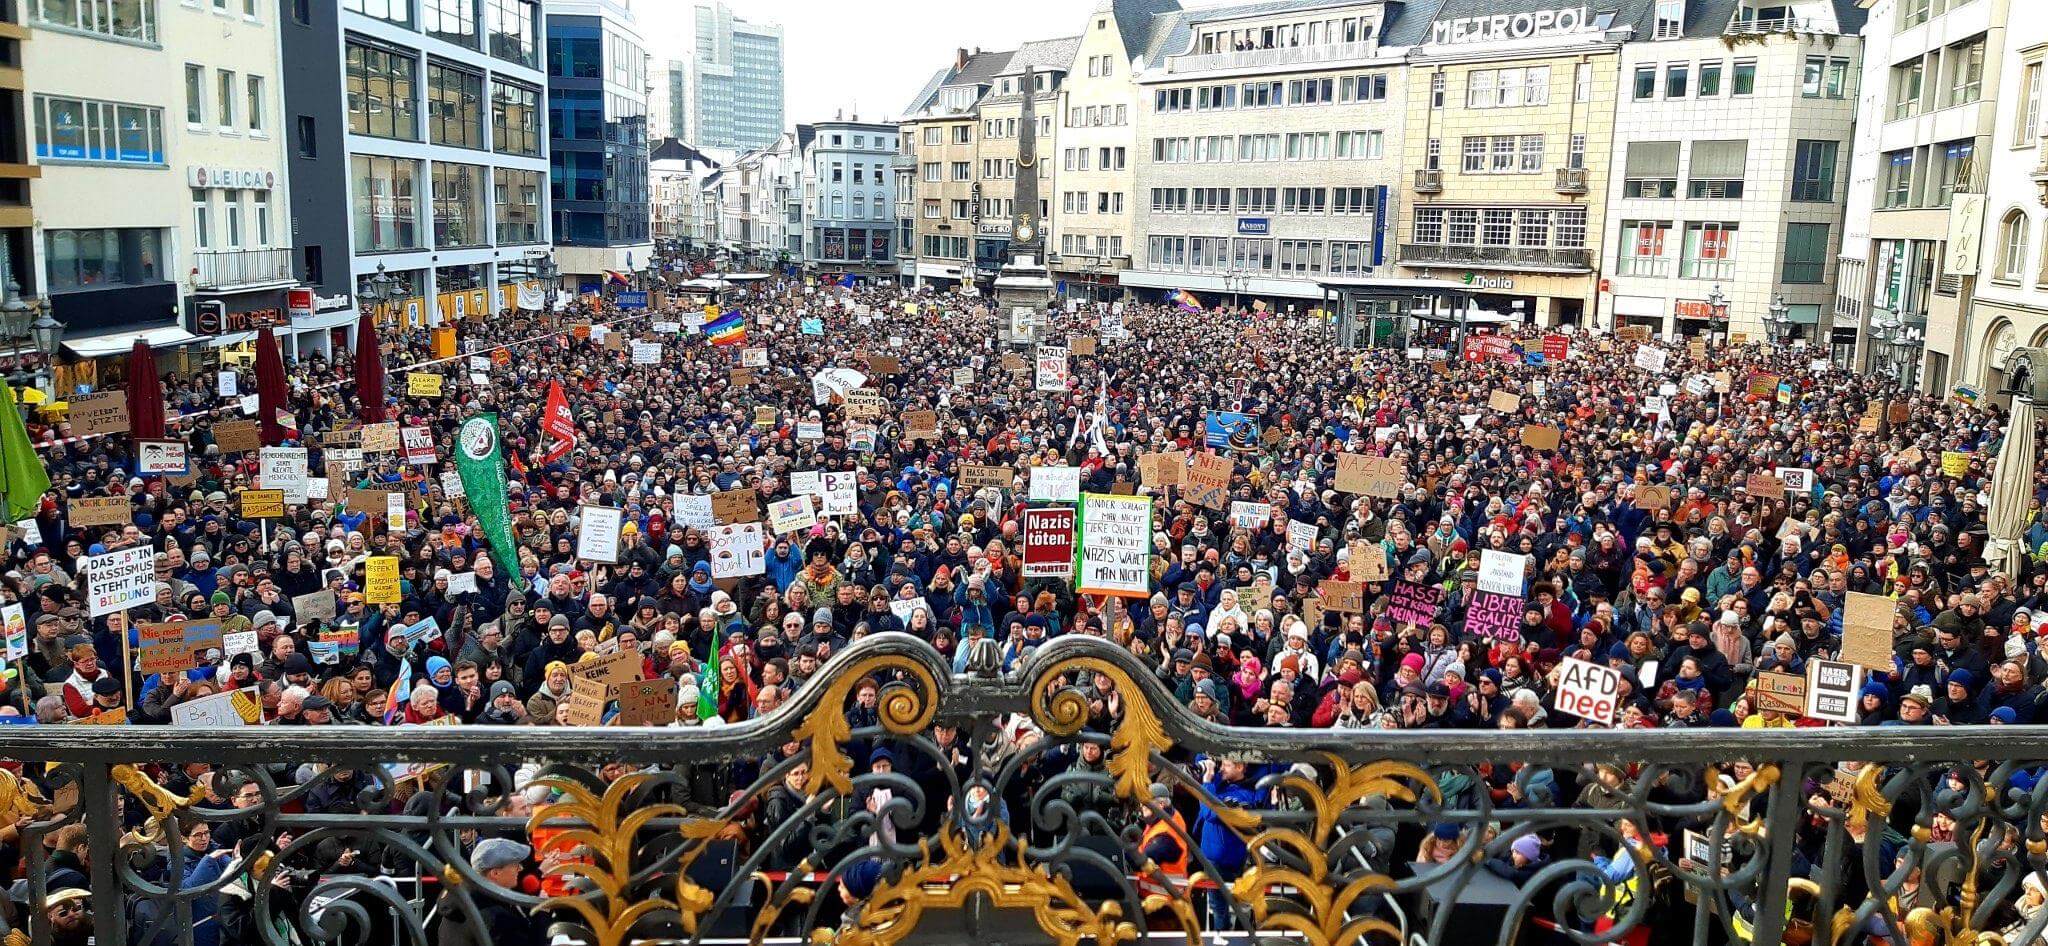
[956,47,970,71]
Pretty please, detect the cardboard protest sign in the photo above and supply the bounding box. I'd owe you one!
[170,687,263,727]
[1287,520,1318,555]
[768,495,818,535]
[1488,390,1522,413]
[902,410,939,440]
[1805,660,1862,723]
[958,464,1012,492]
[1350,540,1388,582]
[866,354,901,375]
[1335,454,1403,498]
[561,686,607,726]
[1747,374,1780,399]
[1553,657,1622,725]
[293,590,338,627]
[364,556,401,604]
[712,488,759,524]
[1386,580,1442,626]
[1183,453,1231,510]
[1744,474,1786,499]
[1464,590,1523,642]
[573,649,643,689]
[1139,451,1187,489]
[71,390,130,437]
[1752,671,1807,716]
[1889,400,1911,425]
[406,373,444,397]
[1635,485,1672,511]
[613,677,677,726]
[68,496,131,528]
[212,420,262,454]
[1840,592,1896,671]
[1070,335,1097,356]
[357,422,399,453]
[1317,580,1364,614]
[1520,425,1561,451]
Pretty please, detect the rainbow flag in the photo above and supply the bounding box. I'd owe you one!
[706,310,747,346]
[1169,289,1203,313]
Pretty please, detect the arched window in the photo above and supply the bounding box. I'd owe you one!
[2000,209,2029,281]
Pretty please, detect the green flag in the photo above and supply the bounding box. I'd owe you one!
[452,413,519,575]
[698,628,721,721]
[0,381,48,523]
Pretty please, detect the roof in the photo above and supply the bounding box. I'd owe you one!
[900,67,952,117]
[1000,36,1084,75]
[1100,0,1183,60]
[795,123,816,154]
[649,138,717,167]
[1139,0,1419,66]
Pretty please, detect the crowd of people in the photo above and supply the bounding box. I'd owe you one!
[0,274,2039,945]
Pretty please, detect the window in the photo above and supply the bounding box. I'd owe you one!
[1783,223,1830,284]
[1884,150,1915,208]
[1633,65,1656,100]
[1731,60,1756,96]
[1520,134,1544,173]
[31,0,157,43]
[1328,242,1369,275]
[1792,140,1839,201]
[1490,136,1514,173]
[1469,69,1496,108]
[1948,39,1985,106]
[1517,209,1551,248]
[1688,140,1747,198]
[1893,60,1925,119]
[1699,61,1722,96]
[1901,0,1930,27]
[1462,137,1486,173]
[1413,207,1444,244]
[920,162,939,183]
[346,41,419,141]
[1575,63,1592,102]
[1936,139,1974,204]
[1336,130,1381,159]
[344,0,412,28]
[1482,210,1512,247]
[296,115,316,157]
[1618,221,1671,276]
[493,168,540,244]
[216,70,236,131]
[424,0,479,49]
[1431,72,1445,108]
[1557,209,1587,248]
[44,228,165,291]
[1426,137,1441,170]
[1447,209,1478,245]
[224,190,243,247]
[1665,63,1689,99]
[245,76,265,133]
[952,125,971,144]
[1333,187,1369,215]
[1680,222,1737,279]
[185,65,204,126]
[490,80,540,156]
[191,188,211,250]
[951,162,969,181]
[1802,57,1826,97]
[921,199,939,219]
[1569,133,1586,170]
[350,154,421,251]
[1997,211,2030,282]
[1654,0,1683,38]
[923,127,940,146]
[1825,58,1850,98]
[425,63,483,149]
[950,199,968,219]
[430,162,483,247]
[486,0,538,68]
[1623,141,1679,197]
[2020,62,2044,148]
[253,191,271,245]
[33,96,165,165]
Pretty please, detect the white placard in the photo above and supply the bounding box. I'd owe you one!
[400,427,436,466]
[674,493,716,529]
[86,545,155,617]
[469,356,491,372]
[820,470,859,517]
[446,572,478,595]
[386,491,407,526]
[1477,550,1528,596]
[1029,466,1081,502]
[14,519,39,547]
[222,629,259,658]
[1035,346,1070,392]
[1076,495,1152,597]
[439,470,465,498]
[137,440,189,475]
[631,341,661,365]
[742,347,769,367]
[796,421,824,440]
[217,371,237,398]
[1230,501,1270,529]
[259,447,310,504]
[1805,659,1862,724]
[789,470,822,497]
[768,495,818,535]
[888,596,929,623]
[577,505,623,563]
[1775,467,1815,494]
[1633,344,1668,374]
[239,394,259,415]
[654,321,681,334]
[708,523,766,577]
[1553,657,1622,726]
[307,477,329,500]
[2,603,24,661]
[1287,520,1318,555]
[170,687,257,727]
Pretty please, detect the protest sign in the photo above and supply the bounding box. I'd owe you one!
[139,620,222,675]
[136,440,189,475]
[1775,467,1814,494]
[741,347,768,367]
[1229,501,1270,530]
[68,496,131,528]
[401,426,437,465]
[1941,451,1971,478]
[1183,453,1231,510]
[708,523,766,578]
[958,464,1012,492]
[170,687,263,727]
[1029,466,1081,503]
[1542,335,1568,361]
[293,590,337,627]
[1520,425,1561,451]
[902,410,939,440]
[1477,550,1527,596]
[70,390,128,436]
[631,341,661,366]
[1035,346,1069,392]
[1636,485,1672,511]
[1805,660,1863,723]
[1464,591,1523,643]
[1022,507,1075,579]
[1744,474,1785,499]
[561,686,607,726]
[260,447,310,504]
[1317,580,1363,614]
[795,421,824,440]
[1840,592,1896,671]
[1633,345,1668,373]
[577,505,623,563]
[1204,411,1261,451]
[386,491,407,526]
[1386,580,1443,626]
[407,372,444,397]
[1554,657,1622,725]
[86,545,154,617]
[1288,520,1318,555]
[364,556,401,604]
[768,495,818,535]
[3,604,24,662]
[1752,670,1807,716]
[1350,540,1389,582]
[1488,390,1521,413]
[1139,451,1186,489]
[238,490,285,519]
[1334,454,1403,498]
[613,677,677,726]
[1071,335,1097,356]
[574,649,643,689]
[361,422,400,453]
[712,488,759,524]
[446,572,477,595]
[1075,494,1151,597]
[820,471,859,517]
[789,470,822,497]
[866,354,901,375]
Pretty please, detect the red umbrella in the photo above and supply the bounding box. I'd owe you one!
[124,340,166,441]
[255,328,288,445]
[354,308,386,424]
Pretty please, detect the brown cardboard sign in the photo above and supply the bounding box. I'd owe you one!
[572,649,643,689]
[361,422,401,453]
[1335,454,1404,498]
[213,420,263,454]
[1520,425,1561,451]
[68,496,132,528]
[70,390,129,436]
[613,676,677,726]
[1744,474,1786,500]
[1185,453,1232,510]
[561,686,607,726]
[1840,592,1896,672]
[1488,390,1522,413]
[958,464,1013,492]
[1318,580,1364,614]
[1888,400,1911,425]
[1752,671,1807,716]
[1070,335,1097,356]
[1350,540,1389,582]
[903,410,939,440]
[712,488,760,524]
[866,354,901,375]
[1636,485,1672,511]
[1139,451,1187,489]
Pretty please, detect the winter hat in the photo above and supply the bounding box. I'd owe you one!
[1707,709,1738,728]
[1510,835,1543,862]
[1947,669,1974,690]
[1400,653,1425,673]
[489,680,517,700]
[1901,685,1933,706]
[1991,706,2019,724]
[1859,682,1890,702]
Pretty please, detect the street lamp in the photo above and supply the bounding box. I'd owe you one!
[0,279,62,390]
[1766,294,1790,342]
[536,254,559,312]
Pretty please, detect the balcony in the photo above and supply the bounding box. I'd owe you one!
[1400,243,1594,272]
[0,632,2021,946]
[1166,39,1377,75]
[189,248,295,290]
[1414,169,1444,193]
[1555,167,1589,195]
[1724,15,1833,35]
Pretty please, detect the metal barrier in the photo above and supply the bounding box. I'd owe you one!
[2,631,2045,946]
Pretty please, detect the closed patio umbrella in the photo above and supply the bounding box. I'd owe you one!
[256,328,288,445]
[355,309,386,424]
[1986,405,2038,581]
[124,339,165,441]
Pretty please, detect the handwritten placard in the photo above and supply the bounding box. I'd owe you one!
[1386,580,1443,627]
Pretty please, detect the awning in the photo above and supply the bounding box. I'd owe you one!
[725,273,772,282]
[62,325,208,359]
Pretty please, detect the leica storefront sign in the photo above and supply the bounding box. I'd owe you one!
[188,166,277,190]
[1021,507,1075,578]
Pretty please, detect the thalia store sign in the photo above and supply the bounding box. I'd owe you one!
[1431,6,1599,45]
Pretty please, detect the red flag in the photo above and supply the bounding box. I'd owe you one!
[539,381,575,464]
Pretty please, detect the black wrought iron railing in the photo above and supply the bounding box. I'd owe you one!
[2,632,2044,946]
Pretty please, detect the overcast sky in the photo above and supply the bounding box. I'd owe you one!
[637,0,1105,126]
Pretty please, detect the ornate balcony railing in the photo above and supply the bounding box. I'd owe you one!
[3,632,2047,946]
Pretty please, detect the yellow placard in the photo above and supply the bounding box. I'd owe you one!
[1941,451,1971,478]
[407,373,444,397]
[238,489,286,519]
[364,556,401,603]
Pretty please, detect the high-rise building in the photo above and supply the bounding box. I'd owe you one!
[281,0,550,339]
[649,58,688,142]
[546,0,652,290]
[690,1,784,152]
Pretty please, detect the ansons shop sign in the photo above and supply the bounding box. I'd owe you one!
[1432,6,1595,45]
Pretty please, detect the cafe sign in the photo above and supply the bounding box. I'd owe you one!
[1431,5,1595,45]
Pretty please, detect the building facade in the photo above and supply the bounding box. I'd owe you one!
[649,57,686,141]
[800,120,898,278]
[282,0,549,342]
[689,1,783,153]
[1601,1,1864,349]
[547,0,650,290]
[1961,0,2044,393]
[712,131,800,269]
[900,49,1008,289]
[651,137,717,250]
[969,42,1075,286]
[1048,1,1174,302]
[1838,0,2009,390]
[0,1,26,306]
[1124,0,1410,309]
